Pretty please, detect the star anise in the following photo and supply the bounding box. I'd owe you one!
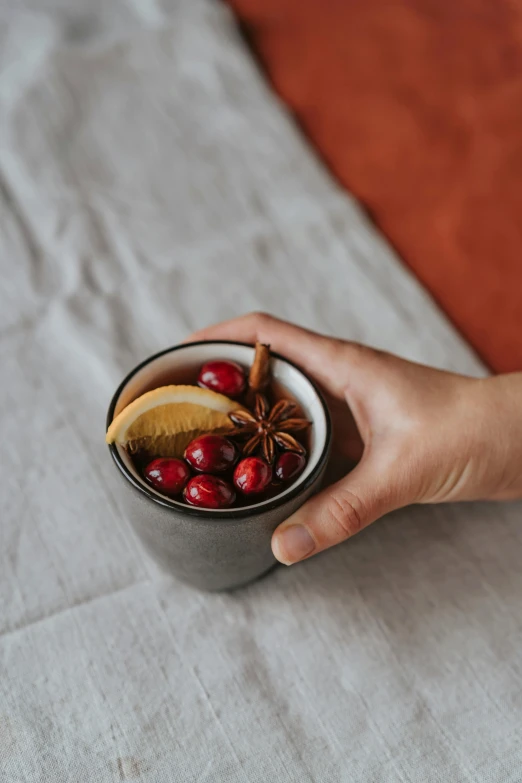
[228,393,310,464]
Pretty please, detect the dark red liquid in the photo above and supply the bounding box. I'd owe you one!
[130,366,310,508]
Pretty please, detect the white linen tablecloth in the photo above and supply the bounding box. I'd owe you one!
[1,1,521,781]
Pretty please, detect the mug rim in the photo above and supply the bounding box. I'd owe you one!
[106,340,332,520]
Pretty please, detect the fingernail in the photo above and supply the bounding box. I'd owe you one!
[273,525,315,565]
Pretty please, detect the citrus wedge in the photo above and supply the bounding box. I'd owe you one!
[106,385,244,458]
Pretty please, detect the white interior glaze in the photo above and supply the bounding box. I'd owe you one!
[113,343,328,511]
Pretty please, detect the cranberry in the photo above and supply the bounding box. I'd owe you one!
[144,458,191,496]
[198,360,246,398]
[184,434,237,474]
[183,475,236,509]
[275,452,306,483]
[233,457,272,495]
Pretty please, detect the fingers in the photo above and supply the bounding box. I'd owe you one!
[271,460,394,565]
[188,312,320,352]
[188,312,310,346]
[187,312,342,389]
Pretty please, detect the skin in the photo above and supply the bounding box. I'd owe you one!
[189,313,522,565]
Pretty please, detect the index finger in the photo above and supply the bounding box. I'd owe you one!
[187,312,341,389]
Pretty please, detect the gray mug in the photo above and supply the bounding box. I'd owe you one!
[107,341,332,591]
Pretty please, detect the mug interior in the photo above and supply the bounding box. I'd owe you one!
[109,341,329,514]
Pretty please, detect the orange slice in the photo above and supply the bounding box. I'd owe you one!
[106,385,244,458]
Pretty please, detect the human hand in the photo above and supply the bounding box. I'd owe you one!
[189,314,522,565]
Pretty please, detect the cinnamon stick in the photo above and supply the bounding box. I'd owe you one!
[248,342,271,399]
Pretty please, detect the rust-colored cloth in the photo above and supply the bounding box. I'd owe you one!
[228,0,522,372]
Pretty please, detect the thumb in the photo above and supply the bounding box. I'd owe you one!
[271,459,394,565]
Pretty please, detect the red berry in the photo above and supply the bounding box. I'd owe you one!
[198,360,246,398]
[275,452,306,482]
[144,458,191,496]
[233,457,272,495]
[183,475,236,509]
[184,434,237,474]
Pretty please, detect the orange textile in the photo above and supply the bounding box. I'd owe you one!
[228,0,522,372]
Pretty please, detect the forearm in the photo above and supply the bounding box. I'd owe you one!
[477,373,522,501]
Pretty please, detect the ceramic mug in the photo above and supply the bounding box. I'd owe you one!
[106,341,332,591]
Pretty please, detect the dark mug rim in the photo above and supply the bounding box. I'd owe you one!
[106,340,332,520]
